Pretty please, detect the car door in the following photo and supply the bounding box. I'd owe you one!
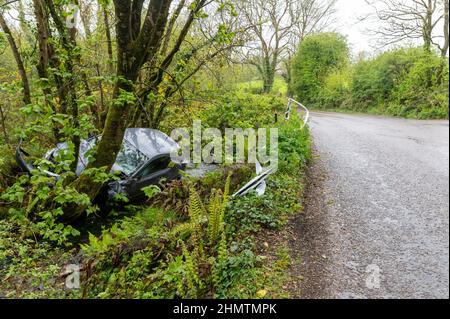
[126,155,178,202]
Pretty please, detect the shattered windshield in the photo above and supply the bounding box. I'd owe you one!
[115,140,150,176]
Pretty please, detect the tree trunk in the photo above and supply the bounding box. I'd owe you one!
[95,63,105,129]
[0,104,9,144]
[103,4,114,73]
[263,75,275,93]
[161,0,186,56]
[442,0,449,58]
[18,0,34,44]
[32,0,64,140]
[43,0,81,171]
[0,12,31,105]
[78,0,92,39]
[262,57,275,93]
[423,0,434,53]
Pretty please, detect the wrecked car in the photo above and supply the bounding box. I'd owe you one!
[16,129,185,204]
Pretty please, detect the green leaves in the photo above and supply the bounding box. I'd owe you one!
[1,186,26,204]
[35,208,81,245]
[81,167,112,184]
[98,0,111,8]
[0,149,109,246]
[142,185,161,200]
[217,1,238,17]
[113,89,136,108]
[216,24,235,45]
[201,92,286,130]
[54,187,91,206]
[292,32,350,106]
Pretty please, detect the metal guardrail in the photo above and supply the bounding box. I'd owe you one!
[232,98,310,198]
[285,97,310,129]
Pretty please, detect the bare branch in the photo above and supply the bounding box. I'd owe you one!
[364,0,447,52]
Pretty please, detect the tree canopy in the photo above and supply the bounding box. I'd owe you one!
[292,32,349,105]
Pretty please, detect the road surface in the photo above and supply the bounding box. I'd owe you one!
[299,111,449,299]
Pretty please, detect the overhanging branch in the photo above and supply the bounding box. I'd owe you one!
[0,0,19,8]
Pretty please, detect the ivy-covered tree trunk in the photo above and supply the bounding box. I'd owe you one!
[102,3,114,74]
[44,0,81,171]
[262,56,276,94]
[32,0,63,140]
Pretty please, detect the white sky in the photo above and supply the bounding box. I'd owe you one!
[335,0,375,55]
[2,0,443,57]
[334,0,446,56]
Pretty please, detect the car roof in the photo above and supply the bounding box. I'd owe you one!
[50,129,178,176]
[123,128,178,159]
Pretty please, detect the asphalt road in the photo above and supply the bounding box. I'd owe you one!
[302,111,449,299]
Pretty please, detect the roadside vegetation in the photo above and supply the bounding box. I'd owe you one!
[0,103,310,298]
[291,33,449,119]
[1,0,313,296]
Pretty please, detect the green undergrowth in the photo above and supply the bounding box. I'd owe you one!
[0,114,311,299]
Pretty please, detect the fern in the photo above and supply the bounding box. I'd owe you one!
[170,222,194,238]
[189,186,207,219]
[217,232,228,265]
[183,175,233,294]
[207,173,232,247]
[207,189,222,247]
[212,232,229,290]
[189,187,206,258]
[220,173,232,226]
[181,241,202,297]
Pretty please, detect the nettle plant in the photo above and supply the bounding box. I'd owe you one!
[19,90,98,143]
[0,77,106,245]
[0,145,112,246]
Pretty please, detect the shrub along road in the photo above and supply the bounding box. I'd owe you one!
[298,111,449,299]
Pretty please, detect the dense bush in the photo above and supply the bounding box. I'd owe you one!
[236,77,288,97]
[291,33,350,107]
[299,44,449,119]
[200,92,286,130]
[387,50,449,119]
[350,50,414,111]
[159,91,287,135]
[317,68,353,109]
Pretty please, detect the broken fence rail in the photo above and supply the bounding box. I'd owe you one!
[232,98,310,197]
[285,98,310,129]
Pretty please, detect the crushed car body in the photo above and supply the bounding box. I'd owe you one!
[16,129,184,203]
